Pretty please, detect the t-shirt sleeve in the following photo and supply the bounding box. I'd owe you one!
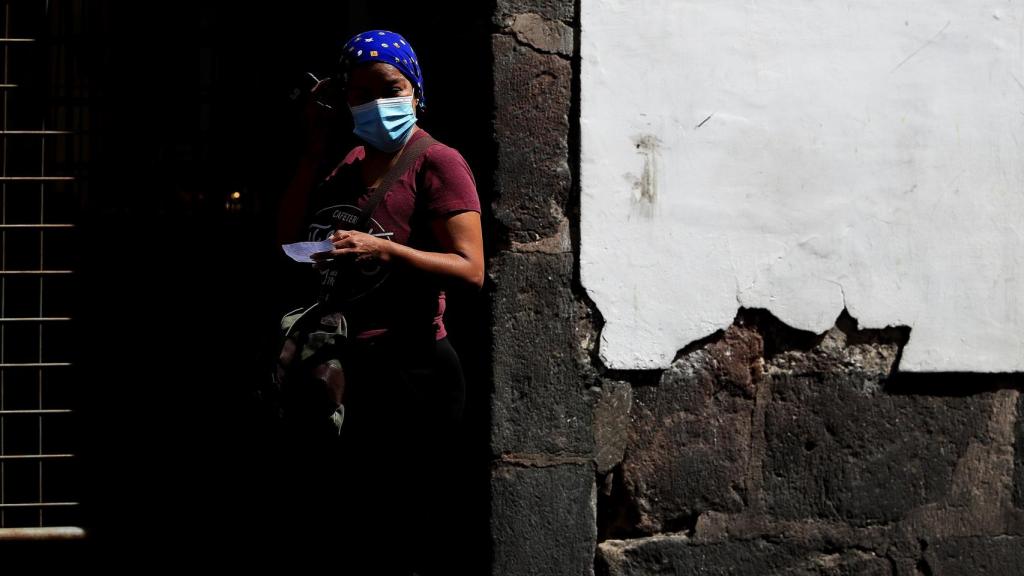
[419,144,481,217]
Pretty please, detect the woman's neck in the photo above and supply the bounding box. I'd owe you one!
[361,125,420,188]
[364,124,420,161]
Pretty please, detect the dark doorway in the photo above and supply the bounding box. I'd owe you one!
[47,0,493,568]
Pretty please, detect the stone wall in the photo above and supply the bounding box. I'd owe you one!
[490,1,598,575]
[595,312,1024,575]
[488,1,1024,574]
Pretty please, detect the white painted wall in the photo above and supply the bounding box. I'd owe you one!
[581,0,1024,372]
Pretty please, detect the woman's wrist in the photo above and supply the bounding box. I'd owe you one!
[378,238,400,263]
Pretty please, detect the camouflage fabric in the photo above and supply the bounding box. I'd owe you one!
[274,302,348,435]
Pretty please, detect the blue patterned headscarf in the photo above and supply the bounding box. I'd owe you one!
[339,30,425,111]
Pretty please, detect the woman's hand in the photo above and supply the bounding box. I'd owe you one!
[303,77,337,157]
[309,212,484,289]
[276,77,336,244]
[311,230,393,265]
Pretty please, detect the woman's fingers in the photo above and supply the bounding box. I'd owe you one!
[331,231,369,249]
[310,231,385,264]
[309,250,333,262]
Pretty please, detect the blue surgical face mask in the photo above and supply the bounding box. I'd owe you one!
[349,95,417,152]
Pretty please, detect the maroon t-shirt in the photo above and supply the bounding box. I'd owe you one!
[306,129,480,340]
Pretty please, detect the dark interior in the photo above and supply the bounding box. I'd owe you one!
[16,1,495,566]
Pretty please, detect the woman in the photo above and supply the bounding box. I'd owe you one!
[276,30,483,573]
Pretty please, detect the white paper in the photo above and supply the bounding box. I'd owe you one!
[281,240,334,263]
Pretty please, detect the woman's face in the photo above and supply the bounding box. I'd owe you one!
[346,62,418,109]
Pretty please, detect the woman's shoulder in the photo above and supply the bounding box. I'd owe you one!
[413,131,479,213]
[417,131,473,176]
[339,145,366,170]
[318,146,365,185]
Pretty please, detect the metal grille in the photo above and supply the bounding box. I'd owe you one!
[0,0,83,539]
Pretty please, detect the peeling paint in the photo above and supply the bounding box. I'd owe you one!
[580,0,1024,372]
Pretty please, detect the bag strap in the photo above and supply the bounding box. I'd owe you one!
[354,133,437,231]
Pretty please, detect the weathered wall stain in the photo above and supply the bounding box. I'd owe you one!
[629,134,659,219]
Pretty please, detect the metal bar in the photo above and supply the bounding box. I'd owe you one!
[0,176,73,181]
[0,317,72,322]
[0,224,74,229]
[0,526,86,540]
[0,0,85,534]
[0,270,72,275]
[0,502,77,508]
[40,64,47,528]
[2,0,9,528]
[0,130,69,135]
[0,454,73,461]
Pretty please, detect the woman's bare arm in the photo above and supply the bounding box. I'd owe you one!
[312,210,484,289]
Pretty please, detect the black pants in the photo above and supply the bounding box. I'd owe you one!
[277,334,467,575]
